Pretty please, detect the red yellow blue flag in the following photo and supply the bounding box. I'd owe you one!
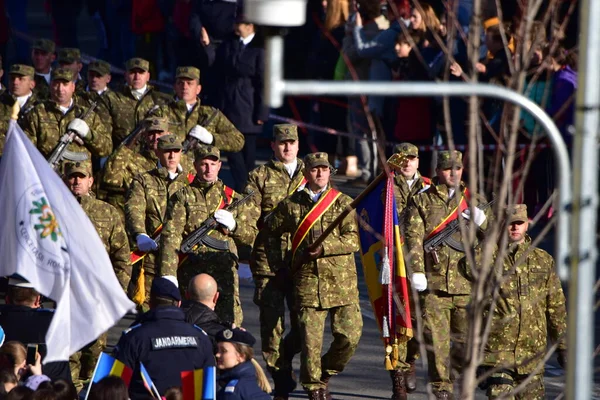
[140,362,161,399]
[85,353,133,399]
[181,366,216,400]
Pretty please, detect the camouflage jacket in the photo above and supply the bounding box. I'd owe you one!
[79,194,132,291]
[101,85,172,144]
[150,99,244,152]
[125,166,193,242]
[404,180,489,294]
[33,74,50,100]
[159,179,258,276]
[266,186,360,308]
[21,97,113,160]
[78,89,113,129]
[476,236,567,374]
[0,91,41,155]
[245,158,306,276]
[393,171,431,218]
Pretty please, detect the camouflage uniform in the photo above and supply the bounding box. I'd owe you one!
[0,65,41,155]
[404,151,489,395]
[31,39,55,101]
[475,205,567,399]
[77,60,113,125]
[266,152,362,393]
[245,125,305,392]
[21,68,113,171]
[125,135,192,307]
[149,67,244,152]
[159,146,258,326]
[57,48,87,95]
[99,58,171,145]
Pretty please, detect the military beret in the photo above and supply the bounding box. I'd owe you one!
[437,150,463,169]
[150,276,181,302]
[145,117,169,133]
[157,134,183,151]
[9,64,35,78]
[216,328,256,347]
[31,38,56,54]
[273,124,298,142]
[506,204,528,224]
[126,57,150,72]
[394,142,419,157]
[57,48,81,64]
[304,152,333,170]
[64,159,92,177]
[194,145,221,161]
[51,67,75,82]
[175,66,200,81]
[88,60,111,76]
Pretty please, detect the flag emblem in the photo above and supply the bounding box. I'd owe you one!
[30,196,62,242]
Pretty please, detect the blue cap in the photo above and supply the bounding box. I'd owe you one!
[150,276,181,302]
[216,328,256,347]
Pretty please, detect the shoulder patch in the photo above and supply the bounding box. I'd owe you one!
[225,379,239,393]
[192,325,208,336]
[122,323,142,335]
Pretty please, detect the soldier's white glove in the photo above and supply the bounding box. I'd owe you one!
[411,273,428,292]
[189,125,213,144]
[461,208,486,227]
[214,209,236,231]
[67,118,90,139]
[137,234,158,252]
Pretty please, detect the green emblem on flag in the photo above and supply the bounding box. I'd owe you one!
[30,197,62,242]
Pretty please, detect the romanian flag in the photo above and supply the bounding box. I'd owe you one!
[85,353,133,399]
[181,367,216,400]
[356,175,412,370]
[140,362,161,399]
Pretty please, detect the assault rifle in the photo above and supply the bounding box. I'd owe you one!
[423,196,497,261]
[47,101,98,170]
[180,190,255,253]
[182,108,220,154]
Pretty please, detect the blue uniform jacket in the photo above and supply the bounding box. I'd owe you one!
[217,361,271,400]
[114,306,215,399]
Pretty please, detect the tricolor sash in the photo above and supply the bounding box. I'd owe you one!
[291,188,342,263]
[425,188,470,240]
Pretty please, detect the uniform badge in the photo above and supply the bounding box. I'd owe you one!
[223,329,233,339]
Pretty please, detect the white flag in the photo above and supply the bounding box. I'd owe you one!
[0,121,135,363]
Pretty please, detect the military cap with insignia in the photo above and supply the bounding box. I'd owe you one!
[157,134,183,151]
[273,124,298,142]
[51,67,75,82]
[175,66,200,81]
[64,159,93,177]
[57,48,81,64]
[394,142,419,157]
[88,60,111,76]
[31,38,56,54]
[145,117,169,133]
[506,204,528,224]
[304,152,334,170]
[9,64,35,78]
[194,145,221,161]
[437,150,463,169]
[126,57,150,72]
[216,328,257,347]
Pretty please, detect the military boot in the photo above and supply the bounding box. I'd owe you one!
[321,373,333,400]
[389,370,407,400]
[307,389,326,400]
[434,391,453,400]
[405,360,417,392]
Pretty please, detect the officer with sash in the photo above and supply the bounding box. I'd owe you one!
[159,145,258,326]
[244,124,306,399]
[403,150,489,400]
[266,152,362,400]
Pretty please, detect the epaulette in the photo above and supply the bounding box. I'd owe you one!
[192,325,208,336]
[122,323,142,335]
[422,176,432,185]
[225,379,239,393]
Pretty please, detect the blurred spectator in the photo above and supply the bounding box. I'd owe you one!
[0,1,9,78]
[0,368,18,394]
[4,0,28,65]
[46,380,77,400]
[164,386,183,400]
[105,0,135,68]
[0,55,4,95]
[5,386,33,400]
[0,341,26,381]
[131,0,167,78]
[86,0,109,60]
[87,376,128,400]
[214,16,267,192]
[548,47,577,146]
[48,0,83,48]
[29,388,57,400]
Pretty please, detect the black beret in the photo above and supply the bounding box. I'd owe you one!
[216,328,256,347]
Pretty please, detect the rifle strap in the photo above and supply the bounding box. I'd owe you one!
[425,188,470,240]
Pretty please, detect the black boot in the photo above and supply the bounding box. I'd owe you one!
[273,369,298,398]
[389,370,407,400]
[405,360,417,392]
[320,373,333,400]
[434,391,453,400]
[307,389,326,400]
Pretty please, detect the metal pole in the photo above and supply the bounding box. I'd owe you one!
[567,0,599,397]
[265,36,572,281]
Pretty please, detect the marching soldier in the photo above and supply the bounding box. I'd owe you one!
[266,152,362,400]
[475,204,567,399]
[125,134,194,309]
[64,159,131,385]
[79,60,113,127]
[102,117,195,217]
[21,67,112,172]
[0,65,39,155]
[150,66,244,152]
[99,57,171,145]
[245,124,305,399]
[31,38,56,101]
[159,145,258,326]
[404,150,489,399]
[57,48,87,94]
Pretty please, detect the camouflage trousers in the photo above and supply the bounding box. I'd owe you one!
[487,371,544,399]
[69,331,108,389]
[297,303,363,391]
[178,253,243,326]
[422,291,470,393]
[253,275,301,373]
